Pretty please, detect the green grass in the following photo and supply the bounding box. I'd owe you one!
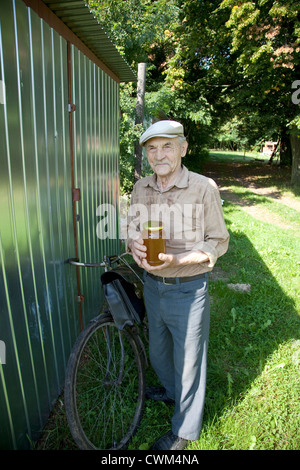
[224,185,300,228]
[209,149,270,163]
[189,199,300,450]
[35,152,300,451]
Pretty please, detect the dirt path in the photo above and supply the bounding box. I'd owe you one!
[203,159,300,229]
[239,184,300,212]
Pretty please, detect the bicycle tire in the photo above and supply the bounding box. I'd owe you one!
[64,312,145,450]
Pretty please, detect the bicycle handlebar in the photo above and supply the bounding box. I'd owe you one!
[67,253,126,269]
[68,258,106,268]
[67,253,144,284]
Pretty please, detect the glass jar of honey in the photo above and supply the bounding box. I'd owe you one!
[142,221,166,266]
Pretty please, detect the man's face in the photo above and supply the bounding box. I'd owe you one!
[145,137,187,179]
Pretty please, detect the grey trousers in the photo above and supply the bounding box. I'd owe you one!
[143,273,210,441]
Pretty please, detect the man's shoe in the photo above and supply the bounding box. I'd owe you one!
[150,431,188,450]
[145,386,175,405]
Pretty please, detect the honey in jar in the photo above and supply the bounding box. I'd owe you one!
[142,221,166,266]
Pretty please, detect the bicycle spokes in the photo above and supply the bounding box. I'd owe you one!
[65,315,145,449]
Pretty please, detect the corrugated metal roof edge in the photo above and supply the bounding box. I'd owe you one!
[23,0,137,82]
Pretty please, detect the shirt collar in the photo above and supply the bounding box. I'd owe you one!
[141,165,189,191]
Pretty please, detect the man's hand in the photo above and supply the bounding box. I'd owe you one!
[141,253,178,271]
[128,237,147,267]
[129,237,210,272]
[142,251,209,271]
[128,238,176,270]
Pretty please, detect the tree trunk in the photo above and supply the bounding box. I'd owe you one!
[280,131,292,166]
[290,130,300,186]
[134,63,147,183]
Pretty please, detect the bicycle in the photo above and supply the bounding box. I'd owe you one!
[64,253,148,450]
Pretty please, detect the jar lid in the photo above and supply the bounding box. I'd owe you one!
[143,221,163,231]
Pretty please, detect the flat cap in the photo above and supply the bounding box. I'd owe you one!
[139,120,184,145]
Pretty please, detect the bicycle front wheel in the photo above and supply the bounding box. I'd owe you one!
[65,313,145,450]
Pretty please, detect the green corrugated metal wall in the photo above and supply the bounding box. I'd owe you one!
[0,0,120,449]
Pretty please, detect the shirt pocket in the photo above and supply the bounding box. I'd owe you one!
[179,203,204,245]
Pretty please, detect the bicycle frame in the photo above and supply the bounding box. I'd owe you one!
[68,252,148,362]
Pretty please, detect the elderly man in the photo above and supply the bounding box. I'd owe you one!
[126,121,229,450]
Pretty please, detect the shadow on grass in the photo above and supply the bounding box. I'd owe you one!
[204,220,300,434]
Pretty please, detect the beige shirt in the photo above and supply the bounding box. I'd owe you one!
[126,165,229,277]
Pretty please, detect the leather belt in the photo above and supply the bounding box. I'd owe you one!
[147,272,206,285]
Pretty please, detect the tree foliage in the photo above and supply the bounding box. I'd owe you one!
[88,0,300,187]
[219,0,300,130]
[88,0,179,67]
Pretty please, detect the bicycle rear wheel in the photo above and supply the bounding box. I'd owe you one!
[64,312,145,450]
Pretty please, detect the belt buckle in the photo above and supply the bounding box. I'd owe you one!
[162,277,173,285]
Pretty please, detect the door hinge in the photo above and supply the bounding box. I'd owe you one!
[72,188,81,202]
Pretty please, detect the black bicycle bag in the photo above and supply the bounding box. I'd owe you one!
[101,271,145,330]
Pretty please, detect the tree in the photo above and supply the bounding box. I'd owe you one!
[88,0,181,191]
[167,0,300,181]
[134,63,147,183]
[160,1,241,156]
[218,0,300,180]
[87,0,179,67]
[88,1,300,186]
